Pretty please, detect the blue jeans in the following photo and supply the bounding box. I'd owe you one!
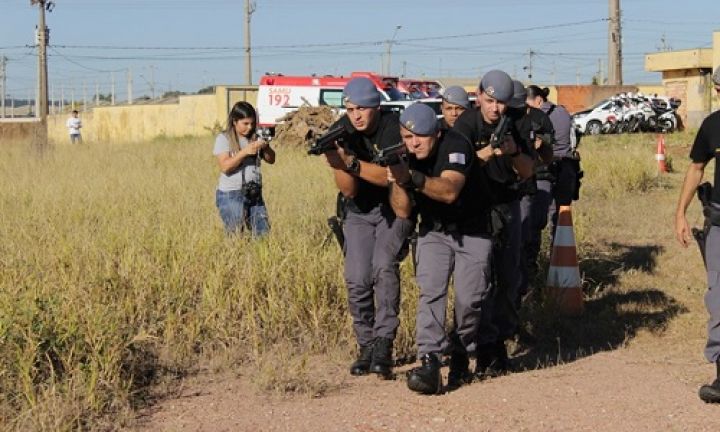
[215,189,270,236]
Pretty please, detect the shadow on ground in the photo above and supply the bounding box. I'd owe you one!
[512,242,688,371]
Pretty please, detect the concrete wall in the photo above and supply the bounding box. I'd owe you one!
[555,85,638,114]
[45,85,259,144]
[0,118,42,142]
[661,69,712,128]
[646,48,712,72]
[637,84,665,97]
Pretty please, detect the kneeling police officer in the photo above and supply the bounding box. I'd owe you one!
[387,103,494,394]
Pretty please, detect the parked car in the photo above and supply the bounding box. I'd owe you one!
[572,99,618,135]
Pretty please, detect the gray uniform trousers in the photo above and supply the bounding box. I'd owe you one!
[343,206,414,347]
[520,179,555,279]
[705,226,720,362]
[415,230,494,356]
[490,199,524,342]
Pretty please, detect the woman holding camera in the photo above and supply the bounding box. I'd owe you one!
[213,101,275,235]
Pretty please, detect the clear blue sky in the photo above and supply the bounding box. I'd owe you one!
[1,0,718,101]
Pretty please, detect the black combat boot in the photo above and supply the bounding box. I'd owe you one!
[369,337,394,379]
[447,349,472,389]
[475,341,509,380]
[350,345,373,376]
[407,353,442,395]
[699,360,720,403]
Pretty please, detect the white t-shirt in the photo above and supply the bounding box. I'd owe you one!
[66,117,82,135]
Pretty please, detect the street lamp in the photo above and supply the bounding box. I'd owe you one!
[385,25,402,76]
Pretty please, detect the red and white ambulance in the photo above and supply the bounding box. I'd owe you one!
[257,72,407,131]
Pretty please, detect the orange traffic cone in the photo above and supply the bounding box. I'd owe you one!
[546,205,584,316]
[656,134,668,174]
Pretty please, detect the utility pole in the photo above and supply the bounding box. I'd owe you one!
[385,25,402,76]
[608,0,623,85]
[576,67,580,86]
[111,72,115,105]
[60,83,64,112]
[0,55,7,118]
[31,0,51,120]
[127,67,133,104]
[82,81,87,112]
[95,80,99,106]
[523,49,535,82]
[149,65,155,99]
[71,84,75,110]
[244,0,256,85]
[402,61,407,78]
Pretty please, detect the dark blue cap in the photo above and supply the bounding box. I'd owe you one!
[400,103,438,135]
[509,80,528,109]
[343,77,382,107]
[479,70,514,103]
[442,86,470,109]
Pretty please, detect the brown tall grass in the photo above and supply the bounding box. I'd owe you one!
[0,130,694,430]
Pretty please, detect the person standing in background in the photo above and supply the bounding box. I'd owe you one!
[66,110,83,144]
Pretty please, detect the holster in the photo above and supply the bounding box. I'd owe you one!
[695,182,715,268]
[490,203,513,243]
[327,192,348,250]
[535,164,555,182]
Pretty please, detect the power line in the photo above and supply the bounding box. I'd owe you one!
[18,18,608,52]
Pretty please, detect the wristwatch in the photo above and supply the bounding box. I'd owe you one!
[344,156,361,175]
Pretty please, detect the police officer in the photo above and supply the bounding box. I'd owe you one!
[452,70,535,377]
[525,85,578,272]
[386,103,494,394]
[440,86,471,131]
[323,77,414,379]
[511,81,555,299]
[482,80,555,345]
[675,67,720,403]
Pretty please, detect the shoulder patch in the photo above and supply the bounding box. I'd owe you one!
[448,152,466,165]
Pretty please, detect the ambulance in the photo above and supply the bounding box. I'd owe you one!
[257,72,407,131]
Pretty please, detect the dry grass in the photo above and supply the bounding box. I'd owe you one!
[0,129,707,430]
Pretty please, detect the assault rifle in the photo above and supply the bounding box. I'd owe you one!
[374,141,408,167]
[308,124,351,156]
[488,114,513,149]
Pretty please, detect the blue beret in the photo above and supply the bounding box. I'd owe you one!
[442,86,470,109]
[343,77,382,107]
[400,103,438,136]
[509,80,528,109]
[479,70,514,103]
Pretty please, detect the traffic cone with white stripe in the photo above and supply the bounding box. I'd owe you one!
[656,134,668,174]
[546,205,584,316]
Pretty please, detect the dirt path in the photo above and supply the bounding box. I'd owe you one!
[133,183,720,431]
[134,346,719,432]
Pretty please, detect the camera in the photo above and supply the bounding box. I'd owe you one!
[241,180,262,205]
[257,128,275,143]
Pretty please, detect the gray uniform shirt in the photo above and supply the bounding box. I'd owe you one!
[213,133,261,191]
[541,102,573,158]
